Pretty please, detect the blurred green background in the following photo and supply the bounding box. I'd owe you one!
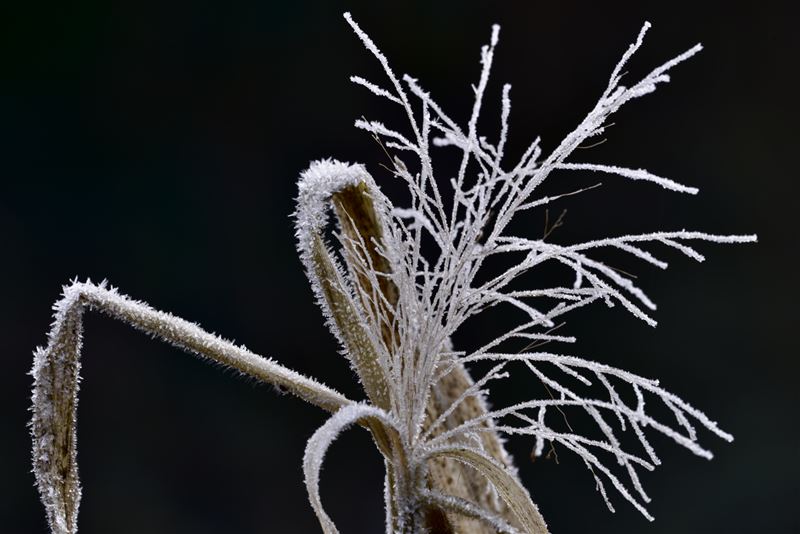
[1,1,796,533]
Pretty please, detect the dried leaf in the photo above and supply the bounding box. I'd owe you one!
[429,447,549,534]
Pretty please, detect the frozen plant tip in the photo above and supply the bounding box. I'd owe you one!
[31,12,756,534]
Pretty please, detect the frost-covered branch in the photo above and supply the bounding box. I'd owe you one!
[328,11,756,528]
[426,351,733,519]
[30,280,350,534]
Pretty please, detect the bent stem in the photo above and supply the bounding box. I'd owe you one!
[30,280,351,534]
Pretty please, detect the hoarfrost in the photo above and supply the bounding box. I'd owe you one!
[32,11,757,534]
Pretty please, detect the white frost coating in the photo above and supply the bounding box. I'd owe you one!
[556,163,699,194]
[30,284,84,534]
[293,158,373,336]
[31,280,350,534]
[295,158,375,257]
[303,404,397,534]
[425,350,735,517]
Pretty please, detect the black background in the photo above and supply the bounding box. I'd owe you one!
[2,1,797,533]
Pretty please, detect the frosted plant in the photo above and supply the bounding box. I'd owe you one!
[30,12,756,534]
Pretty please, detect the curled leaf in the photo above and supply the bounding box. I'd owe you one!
[428,447,549,534]
[303,404,396,534]
[296,161,392,411]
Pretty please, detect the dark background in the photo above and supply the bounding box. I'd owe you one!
[1,1,796,533]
